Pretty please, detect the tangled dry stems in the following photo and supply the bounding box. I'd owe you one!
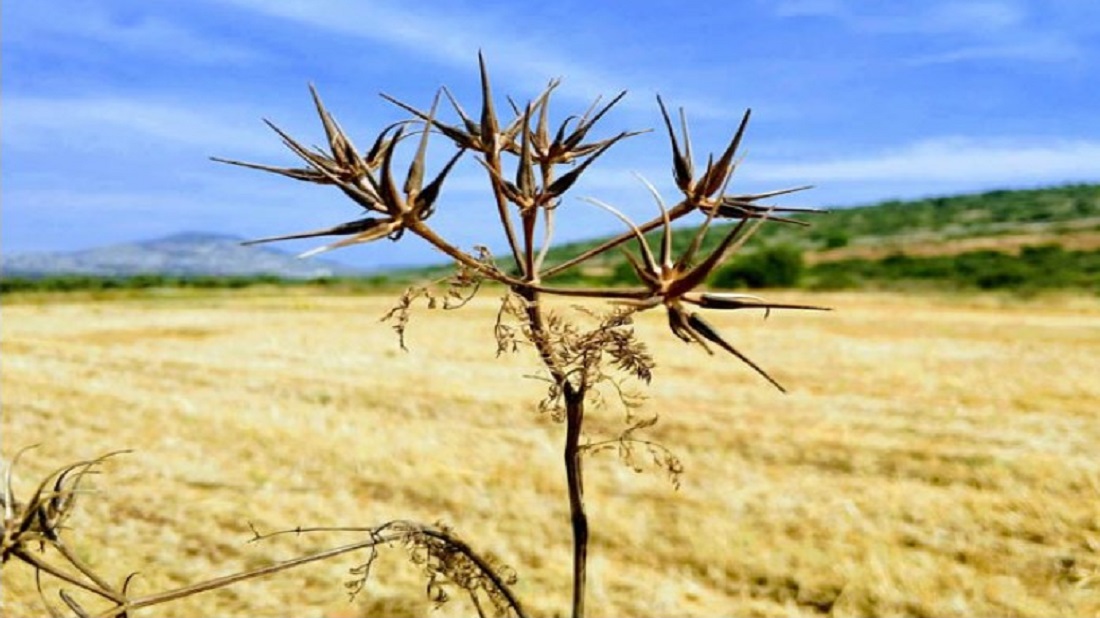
[2,449,526,618]
[4,54,822,617]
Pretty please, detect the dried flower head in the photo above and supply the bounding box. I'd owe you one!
[657,96,821,225]
[586,176,829,392]
[214,88,464,257]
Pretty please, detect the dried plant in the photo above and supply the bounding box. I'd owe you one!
[3,54,828,618]
[3,449,526,618]
[583,176,828,392]
[2,447,135,617]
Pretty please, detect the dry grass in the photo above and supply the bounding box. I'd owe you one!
[2,288,1099,617]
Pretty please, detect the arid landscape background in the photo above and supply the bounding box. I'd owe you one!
[7,1,1100,615]
[3,288,1098,617]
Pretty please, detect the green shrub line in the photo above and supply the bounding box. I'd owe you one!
[6,244,1098,295]
[6,184,1098,297]
[801,244,1100,293]
[538,183,1100,265]
[0,273,395,295]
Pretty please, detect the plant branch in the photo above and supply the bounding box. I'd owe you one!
[541,200,695,279]
[485,151,527,275]
[530,284,652,301]
[522,209,539,284]
[406,220,521,287]
[92,539,382,618]
[14,548,121,603]
[534,205,557,276]
[245,522,530,618]
[533,160,559,277]
[53,540,125,603]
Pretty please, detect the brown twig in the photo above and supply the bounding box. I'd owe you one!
[562,384,589,618]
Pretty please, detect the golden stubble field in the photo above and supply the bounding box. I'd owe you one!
[2,288,1099,617]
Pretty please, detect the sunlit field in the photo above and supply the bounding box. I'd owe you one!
[3,288,1099,617]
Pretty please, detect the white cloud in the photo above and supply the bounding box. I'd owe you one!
[774,0,1026,34]
[906,38,1080,65]
[3,96,281,156]
[745,137,1100,184]
[213,0,600,90]
[211,0,729,118]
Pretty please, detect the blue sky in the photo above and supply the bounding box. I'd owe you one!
[4,0,1099,268]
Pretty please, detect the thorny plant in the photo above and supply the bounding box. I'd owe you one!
[4,55,828,618]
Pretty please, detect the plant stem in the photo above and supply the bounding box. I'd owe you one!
[493,120,591,617]
[532,158,590,618]
[88,526,531,618]
[485,150,526,274]
[517,283,589,618]
[54,540,125,602]
[94,539,382,618]
[563,382,588,618]
[14,549,122,602]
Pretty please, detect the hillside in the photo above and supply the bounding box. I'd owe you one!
[3,184,1098,294]
[536,183,1099,268]
[529,183,1100,293]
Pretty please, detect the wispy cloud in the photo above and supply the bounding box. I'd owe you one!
[774,0,1026,34]
[772,0,1086,65]
[4,96,281,156]
[7,2,262,64]
[746,137,1100,184]
[907,39,1080,65]
[211,0,729,117]
[774,0,845,19]
[871,1,1026,35]
[5,0,1097,262]
[214,0,607,91]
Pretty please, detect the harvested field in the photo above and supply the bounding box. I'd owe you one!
[3,289,1099,617]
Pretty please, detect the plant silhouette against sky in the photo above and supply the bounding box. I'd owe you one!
[216,53,826,617]
[4,55,826,618]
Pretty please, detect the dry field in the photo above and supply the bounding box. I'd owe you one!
[2,288,1099,617]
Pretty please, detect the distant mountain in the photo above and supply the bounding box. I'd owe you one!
[0,231,366,278]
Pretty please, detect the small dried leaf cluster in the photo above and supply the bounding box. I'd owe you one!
[252,520,525,618]
[492,292,528,356]
[1,444,531,618]
[382,246,499,350]
[511,303,654,422]
[402,521,519,616]
[583,416,685,490]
